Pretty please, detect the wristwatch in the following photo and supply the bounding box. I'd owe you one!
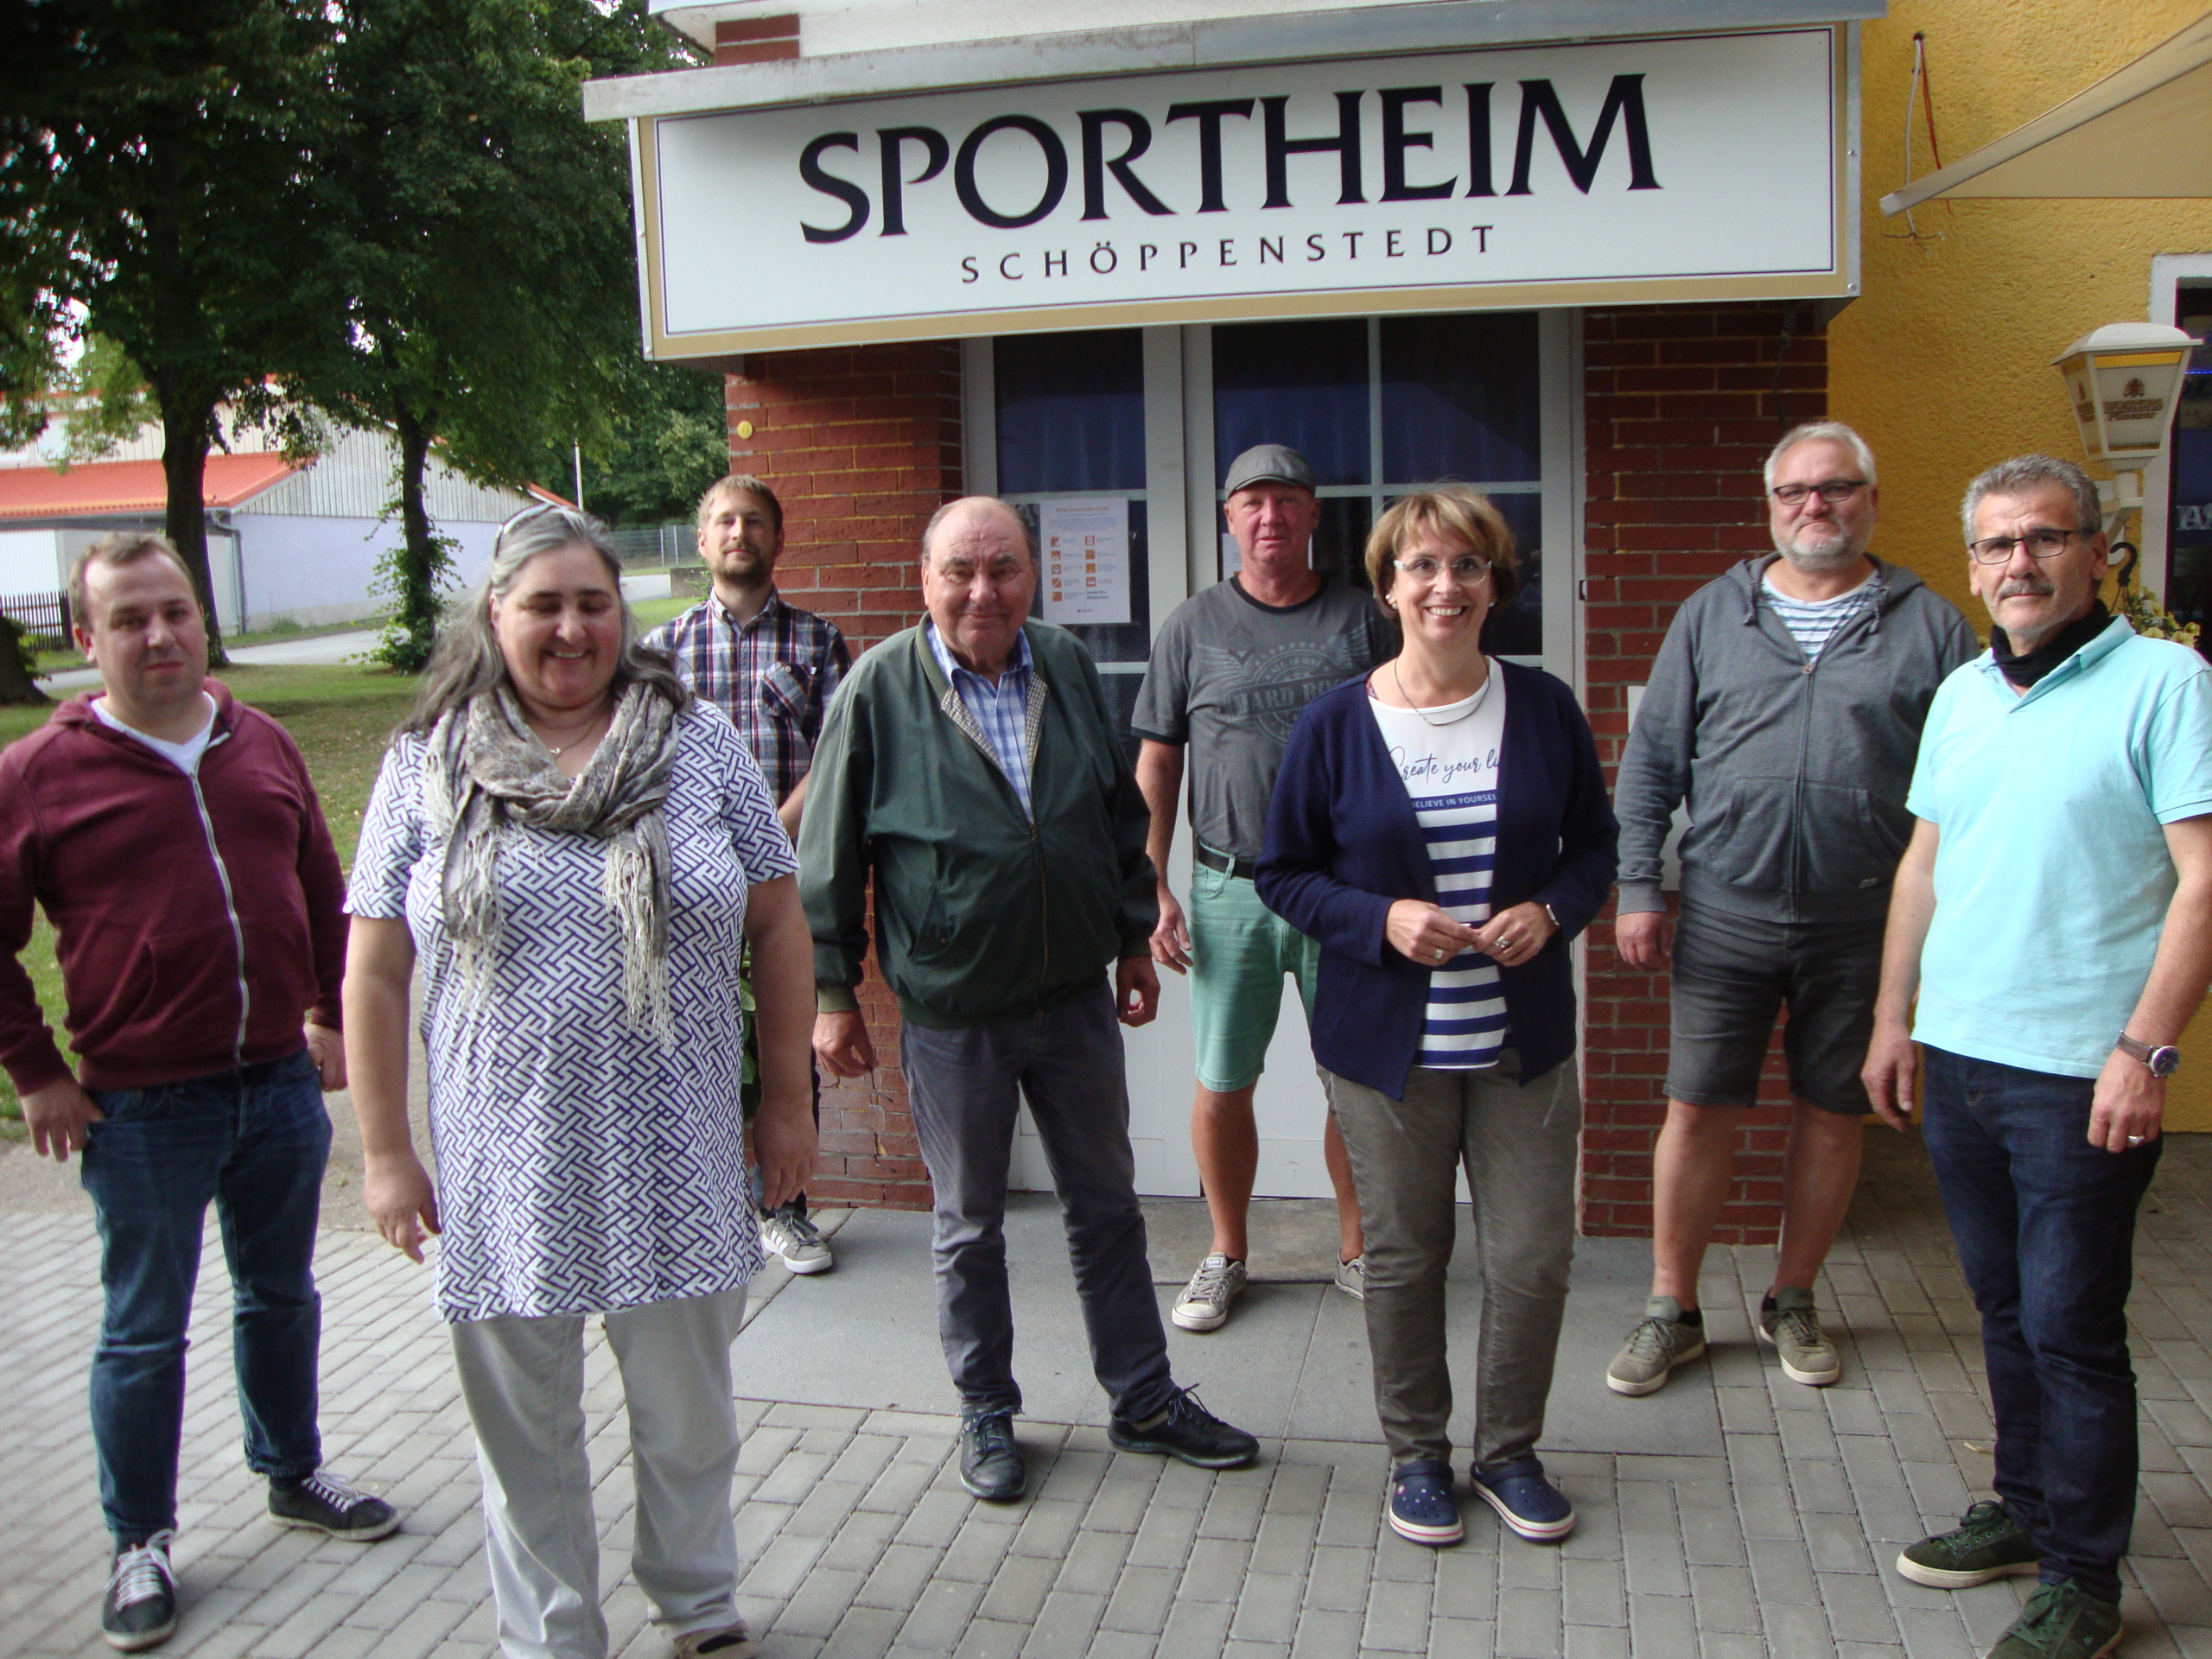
[2116,1033,2182,1077]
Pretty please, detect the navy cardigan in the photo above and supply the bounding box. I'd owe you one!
[1255,664,1619,1099]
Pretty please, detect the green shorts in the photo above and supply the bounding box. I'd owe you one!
[1187,862,1321,1093]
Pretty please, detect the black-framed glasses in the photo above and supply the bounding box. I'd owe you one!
[1392,554,1493,585]
[1967,527,2087,564]
[1770,479,1868,506]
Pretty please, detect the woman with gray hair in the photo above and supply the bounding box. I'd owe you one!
[342,505,815,1659]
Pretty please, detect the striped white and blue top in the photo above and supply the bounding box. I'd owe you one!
[1369,671,1510,1070]
[1762,570,1873,663]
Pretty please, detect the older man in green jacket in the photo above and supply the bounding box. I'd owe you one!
[802,495,1257,1504]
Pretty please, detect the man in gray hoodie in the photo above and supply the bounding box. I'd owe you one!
[1605,423,1979,1397]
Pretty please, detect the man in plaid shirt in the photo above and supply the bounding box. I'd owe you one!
[647,473,851,1272]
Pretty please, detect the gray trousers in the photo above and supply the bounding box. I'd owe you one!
[900,979,1176,1423]
[450,1287,748,1659]
[1326,1052,1580,1467]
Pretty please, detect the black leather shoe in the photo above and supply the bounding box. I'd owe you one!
[959,1407,1025,1501]
[1108,1388,1260,1469]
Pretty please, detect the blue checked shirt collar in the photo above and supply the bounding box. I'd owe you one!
[926,620,1035,817]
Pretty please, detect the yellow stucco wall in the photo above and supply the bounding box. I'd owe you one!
[1830,0,2212,1122]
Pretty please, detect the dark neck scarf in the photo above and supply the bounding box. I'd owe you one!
[1992,600,2110,690]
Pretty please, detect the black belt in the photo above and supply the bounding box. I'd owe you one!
[1194,844,1258,880]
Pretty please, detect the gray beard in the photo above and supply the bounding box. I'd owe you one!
[1778,544,1862,574]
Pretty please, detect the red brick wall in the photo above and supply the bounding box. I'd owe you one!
[1577,302,1828,1244]
[726,340,965,1211]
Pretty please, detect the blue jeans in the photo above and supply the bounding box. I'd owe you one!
[899,981,1175,1424]
[79,1048,332,1546]
[1921,1046,2159,1604]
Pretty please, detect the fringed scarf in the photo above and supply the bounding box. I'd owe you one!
[423,682,682,1046]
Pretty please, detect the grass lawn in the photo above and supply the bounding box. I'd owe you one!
[0,663,423,1133]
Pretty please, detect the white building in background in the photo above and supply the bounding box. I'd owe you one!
[0,415,539,632]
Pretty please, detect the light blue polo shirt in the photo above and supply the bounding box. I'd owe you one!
[1905,617,2212,1077]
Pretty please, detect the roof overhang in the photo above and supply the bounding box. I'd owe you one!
[1879,9,2212,214]
[587,0,1885,122]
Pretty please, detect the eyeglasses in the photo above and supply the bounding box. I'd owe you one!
[1770,479,1868,507]
[1967,527,2088,564]
[1392,555,1493,585]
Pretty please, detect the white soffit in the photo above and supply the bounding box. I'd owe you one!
[1880,9,2212,213]
[591,0,1885,122]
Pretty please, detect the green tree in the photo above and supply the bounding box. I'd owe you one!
[556,357,728,528]
[293,0,698,670]
[2,0,336,658]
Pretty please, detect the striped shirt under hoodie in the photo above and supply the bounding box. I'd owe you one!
[1368,669,1509,1070]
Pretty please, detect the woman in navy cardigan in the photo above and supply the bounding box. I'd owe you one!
[1256,487,1617,1551]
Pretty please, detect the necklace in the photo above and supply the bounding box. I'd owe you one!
[1389,657,1492,727]
[536,706,609,759]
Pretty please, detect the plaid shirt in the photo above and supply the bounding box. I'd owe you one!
[645,590,850,804]
[926,620,1036,817]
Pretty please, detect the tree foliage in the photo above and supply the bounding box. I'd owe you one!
[555,357,728,528]
[3,0,337,659]
[291,0,699,669]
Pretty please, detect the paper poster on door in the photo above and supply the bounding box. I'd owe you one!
[1039,499,1131,626]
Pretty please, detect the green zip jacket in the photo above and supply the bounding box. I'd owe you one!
[798,620,1157,1028]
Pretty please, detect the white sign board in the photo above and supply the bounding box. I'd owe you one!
[636,28,1852,359]
[1039,498,1132,625]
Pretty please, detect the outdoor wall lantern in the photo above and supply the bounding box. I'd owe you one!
[2053,321,2198,531]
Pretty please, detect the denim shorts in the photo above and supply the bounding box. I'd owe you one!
[1186,863,1321,1093]
[1665,901,1883,1113]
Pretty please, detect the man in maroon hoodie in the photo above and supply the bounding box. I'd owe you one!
[0,534,401,1651]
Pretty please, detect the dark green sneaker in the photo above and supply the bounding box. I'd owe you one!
[1894,1500,2040,1588]
[1986,1580,2122,1658]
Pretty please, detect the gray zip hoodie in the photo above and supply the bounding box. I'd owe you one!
[1615,554,1980,925]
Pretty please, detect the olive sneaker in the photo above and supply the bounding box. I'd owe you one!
[1758,1286,1841,1386]
[1172,1254,1249,1332]
[100,1530,177,1652]
[1894,1500,2040,1589]
[1986,1580,2122,1658]
[1605,1296,1707,1395]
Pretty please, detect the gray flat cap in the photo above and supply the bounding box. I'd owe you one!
[1223,443,1317,495]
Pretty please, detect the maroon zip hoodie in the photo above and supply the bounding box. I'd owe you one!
[0,680,347,1094]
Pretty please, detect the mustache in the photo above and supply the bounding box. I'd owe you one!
[1996,576,2056,599]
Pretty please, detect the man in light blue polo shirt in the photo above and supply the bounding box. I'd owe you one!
[1865,454,2212,1659]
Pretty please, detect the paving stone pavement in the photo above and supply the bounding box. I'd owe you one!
[9,1130,2212,1658]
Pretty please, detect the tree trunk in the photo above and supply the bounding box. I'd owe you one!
[385,401,453,671]
[159,388,227,664]
[0,625,49,706]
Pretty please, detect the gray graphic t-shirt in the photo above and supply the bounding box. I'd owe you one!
[1133,575,1396,861]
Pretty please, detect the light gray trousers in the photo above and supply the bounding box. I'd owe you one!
[1326,1052,1580,1467]
[450,1286,748,1659]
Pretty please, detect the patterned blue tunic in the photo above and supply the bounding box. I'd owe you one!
[347,702,798,1323]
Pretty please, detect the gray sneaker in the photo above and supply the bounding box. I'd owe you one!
[1759,1286,1840,1386]
[1333,1255,1366,1301]
[1172,1254,1248,1332]
[1605,1295,1707,1396]
[761,1206,834,1274]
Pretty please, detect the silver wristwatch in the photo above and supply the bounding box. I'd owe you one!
[2116,1033,2182,1077]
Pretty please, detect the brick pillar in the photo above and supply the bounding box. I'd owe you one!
[727,340,964,1211]
[1578,302,1827,1244]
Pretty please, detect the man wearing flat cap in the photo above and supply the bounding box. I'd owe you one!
[1134,443,1396,1333]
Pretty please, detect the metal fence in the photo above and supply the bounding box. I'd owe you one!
[604,524,692,568]
[0,591,70,648]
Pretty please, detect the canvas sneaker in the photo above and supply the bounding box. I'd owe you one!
[1986,1580,2123,1658]
[761,1205,834,1274]
[100,1530,177,1652]
[1386,1459,1464,1546]
[1333,1255,1367,1301]
[267,1471,400,1541]
[1758,1286,1841,1386]
[1172,1253,1248,1332]
[1895,1500,2041,1588]
[1605,1295,1707,1395]
[673,1621,760,1658]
